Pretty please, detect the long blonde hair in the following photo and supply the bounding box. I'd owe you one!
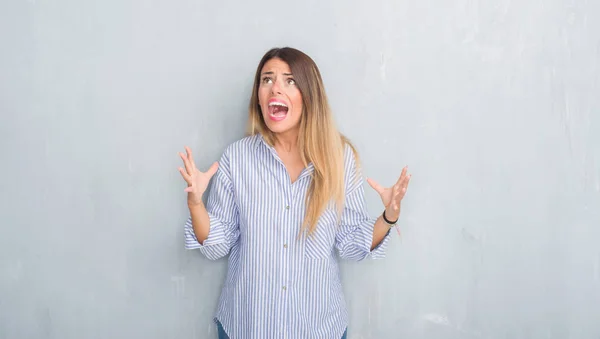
[247,47,359,235]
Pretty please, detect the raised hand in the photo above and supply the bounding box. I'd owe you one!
[178,146,219,207]
[367,166,411,221]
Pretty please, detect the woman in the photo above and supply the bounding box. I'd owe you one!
[178,47,411,339]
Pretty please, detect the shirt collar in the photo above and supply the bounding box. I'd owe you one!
[254,133,315,178]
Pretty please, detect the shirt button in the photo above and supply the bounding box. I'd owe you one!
[282,286,287,290]
[285,205,290,210]
[283,244,288,248]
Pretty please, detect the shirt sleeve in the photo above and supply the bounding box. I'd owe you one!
[335,147,391,261]
[184,151,240,260]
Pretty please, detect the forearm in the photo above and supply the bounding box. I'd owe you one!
[188,201,211,244]
[370,206,400,250]
[370,215,393,250]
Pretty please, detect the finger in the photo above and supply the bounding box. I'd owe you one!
[205,161,219,178]
[390,193,399,210]
[394,184,401,197]
[178,167,192,185]
[366,178,385,194]
[396,175,411,201]
[179,152,193,175]
[185,146,197,172]
[397,173,410,192]
[392,185,402,203]
[390,183,398,196]
[395,166,408,186]
[403,174,412,189]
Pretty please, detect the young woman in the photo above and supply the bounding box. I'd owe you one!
[178,47,411,339]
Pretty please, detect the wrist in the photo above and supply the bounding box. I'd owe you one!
[187,199,205,210]
[382,208,399,225]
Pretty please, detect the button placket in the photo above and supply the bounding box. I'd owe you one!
[280,190,292,338]
[282,201,291,291]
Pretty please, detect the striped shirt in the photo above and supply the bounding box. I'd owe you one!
[184,133,391,339]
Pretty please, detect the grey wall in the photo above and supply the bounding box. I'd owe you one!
[1,0,599,338]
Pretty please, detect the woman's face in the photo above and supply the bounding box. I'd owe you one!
[258,57,303,136]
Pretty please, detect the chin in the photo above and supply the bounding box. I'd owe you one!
[265,123,291,134]
[262,120,293,135]
[261,110,301,135]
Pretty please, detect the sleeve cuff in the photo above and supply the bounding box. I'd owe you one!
[184,214,226,250]
[368,227,392,259]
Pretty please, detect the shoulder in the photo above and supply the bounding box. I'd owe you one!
[219,134,262,163]
[342,141,359,166]
[341,136,362,173]
[342,138,363,194]
[210,135,261,183]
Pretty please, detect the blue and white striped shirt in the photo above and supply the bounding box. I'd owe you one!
[184,133,391,339]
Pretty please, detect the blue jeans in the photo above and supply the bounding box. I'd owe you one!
[216,320,347,339]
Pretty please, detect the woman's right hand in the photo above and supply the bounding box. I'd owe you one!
[178,146,219,207]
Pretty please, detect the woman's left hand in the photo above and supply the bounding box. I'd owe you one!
[367,166,411,221]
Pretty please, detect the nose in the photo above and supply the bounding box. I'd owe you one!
[271,79,282,94]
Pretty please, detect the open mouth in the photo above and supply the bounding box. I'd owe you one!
[268,101,289,121]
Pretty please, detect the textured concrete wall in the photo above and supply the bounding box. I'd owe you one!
[1,0,599,338]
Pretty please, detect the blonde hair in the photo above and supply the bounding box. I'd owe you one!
[247,47,359,235]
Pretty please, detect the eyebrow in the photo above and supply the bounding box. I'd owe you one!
[261,71,293,76]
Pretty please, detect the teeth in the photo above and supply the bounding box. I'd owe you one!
[269,102,288,108]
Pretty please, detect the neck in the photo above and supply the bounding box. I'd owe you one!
[274,129,299,153]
